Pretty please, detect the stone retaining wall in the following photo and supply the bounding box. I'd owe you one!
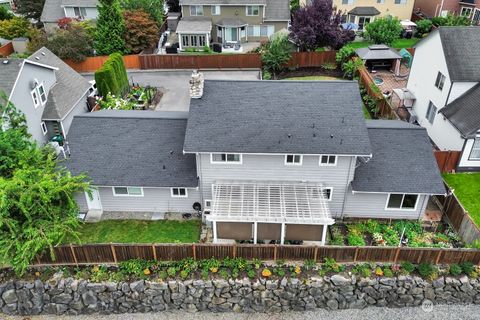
[1,274,480,315]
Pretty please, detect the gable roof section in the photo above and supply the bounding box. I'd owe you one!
[179,0,266,4]
[437,27,480,82]
[61,0,98,6]
[439,83,480,138]
[265,0,290,21]
[64,111,198,188]
[0,59,23,98]
[184,80,372,155]
[348,6,381,16]
[351,120,445,195]
[41,0,64,23]
[28,47,92,120]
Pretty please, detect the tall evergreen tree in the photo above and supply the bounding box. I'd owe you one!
[14,0,46,20]
[95,0,126,55]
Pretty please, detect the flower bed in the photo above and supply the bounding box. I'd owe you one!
[97,86,158,110]
[330,220,462,248]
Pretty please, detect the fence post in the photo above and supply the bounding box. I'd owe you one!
[110,243,117,264]
[152,244,157,261]
[273,245,277,261]
[435,249,443,264]
[354,247,359,262]
[393,247,401,264]
[233,243,237,258]
[192,244,196,261]
[314,246,318,262]
[70,243,78,266]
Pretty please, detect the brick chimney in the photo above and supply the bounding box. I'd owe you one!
[189,70,204,99]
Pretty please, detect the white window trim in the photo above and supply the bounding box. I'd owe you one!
[426,101,437,125]
[190,5,203,16]
[112,187,144,197]
[40,121,48,135]
[211,5,220,15]
[171,187,188,198]
[284,154,303,166]
[385,193,419,211]
[319,155,338,166]
[205,199,212,209]
[38,83,47,105]
[323,187,333,201]
[469,136,480,161]
[246,5,259,16]
[31,88,40,108]
[210,153,243,164]
[435,71,446,90]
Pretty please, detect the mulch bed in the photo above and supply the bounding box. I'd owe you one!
[277,67,343,80]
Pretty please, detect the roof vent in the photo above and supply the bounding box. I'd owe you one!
[41,52,46,56]
[189,70,204,99]
[35,57,40,60]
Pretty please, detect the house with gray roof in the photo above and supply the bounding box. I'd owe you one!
[0,47,93,144]
[406,26,480,171]
[41,0,99,32]
[65,79,444,244]
[176,0,290,51]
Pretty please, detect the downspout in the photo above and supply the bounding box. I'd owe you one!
[340,156,356,220]
[445,81,454,106]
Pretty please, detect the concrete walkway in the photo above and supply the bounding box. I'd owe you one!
[4,304,480,320]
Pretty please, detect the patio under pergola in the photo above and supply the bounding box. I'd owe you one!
[208,181,335,245]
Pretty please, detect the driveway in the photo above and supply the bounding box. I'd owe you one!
[84,70,260,112]
[4,304,480,320]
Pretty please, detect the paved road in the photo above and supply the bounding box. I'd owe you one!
[84,70,260,112]
[4,304,480,320]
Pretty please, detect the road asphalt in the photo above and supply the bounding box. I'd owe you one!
[4,304,480,320]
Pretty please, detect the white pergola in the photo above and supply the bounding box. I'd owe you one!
[208,181,335,245]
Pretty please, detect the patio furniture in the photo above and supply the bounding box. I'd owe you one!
[234,41,241,50]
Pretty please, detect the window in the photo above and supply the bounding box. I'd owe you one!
[73,7,87,17]
[320,155,337,166]
[469,137,480,160]
[190,5,203,16]
[205,199,212,209]
[285,154,302,165]
[342,0,353,4]
[246,5,260,16]
[461,7,473,17]
[425,101,437,124]
[377,0,385,3]
[211,5,220,15]
[323,188,332,201]
[210,153,242,163]
[434,71,446,90]
[247,25,274,37]
[358,16,371,30]
[40,122,48,135]
[113,187,144,196]
[473,9,480,24]
[394,0,407,4]
[386,194,418,210]
[31,88,40,108]
[171,188,187,197]
[38,84,47,105]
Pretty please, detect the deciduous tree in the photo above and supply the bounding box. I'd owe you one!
[261,33,292,79]
[121,0,165,27]
[14,0,46,20]
[46,24,94,62]
[0,16,31,39]
[95,0,126,55]
[364,16,403,46]
[166,0,180,12]
[289,0,355,51]
[123,10,160,53]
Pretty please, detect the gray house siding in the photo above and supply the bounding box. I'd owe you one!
[97,187,201,213]
[75,192,88,213]
[61,91,90,137]
[343,191,429,220]
[10,62,56,145]
[197,153,356,217]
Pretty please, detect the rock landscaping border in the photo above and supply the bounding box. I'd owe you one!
[2,274,480,315]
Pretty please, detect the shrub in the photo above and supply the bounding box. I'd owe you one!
[460,262,475,275]
[330,226,345,245]
[352,263,371,278]
[364,16,403,46]
[219,268,229,279]
[323,258,344,273]
[400,261,415,274]
[417,263,438,279]
[0,6,14,20]
[247,269,256,279]
[95,53,129,97]
[341,59,364,80]
[166,267,176,278]
[180,269,189,279]
[347,225,366,246]
[261,268,272,278]
[261,33,292,79]
[262,69,272,80]
[383,266,394,277]
[415,19,432,36]
[449,264,462,276]
[0,16,31,40]
[321,62,337,70]
[335,45,355,65]
[118,259,150,277]
[432,14,470,27]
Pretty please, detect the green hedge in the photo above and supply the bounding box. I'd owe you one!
[94,53,129,97]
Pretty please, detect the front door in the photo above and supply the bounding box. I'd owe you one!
[225,27,238,42]
[85,188,102,211]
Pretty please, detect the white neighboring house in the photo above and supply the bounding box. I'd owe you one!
[406,26,480,172]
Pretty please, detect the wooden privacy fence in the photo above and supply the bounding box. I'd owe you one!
[139,53,262,69]
[434,150,461,173]
[65,54,141,73]
[0,41,14,57]
[357,65,399,120]
[34,243,480,266]
[286,51,337,68]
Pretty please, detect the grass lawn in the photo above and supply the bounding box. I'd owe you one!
[284,76,342,80]
[347,38,420,49]
[66,220,202,244]
[443,173,480,227]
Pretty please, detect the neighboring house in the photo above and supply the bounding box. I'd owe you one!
[301,0,415,30]
[41,0,99,32]
[66,80,445,245]
[406,26,480,171]
[413,0,480,24]
[176,0,290,50]
[0,47,93,144]
[0,0,13,10]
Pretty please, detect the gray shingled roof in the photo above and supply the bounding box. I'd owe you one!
[28,47,92,120]
[356,45,402,60]
[61,0,98,6]
[351,120,445,195]
[179,0,266,4]
[41,0,64,23]
[0,59,22,97]
[437,27,480,82]
[184,80,372,155]
[265,0,290,21]
[440,83,480,138]
[176,17,213,33]
[348,6,380,16]
[65,111,198,188]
